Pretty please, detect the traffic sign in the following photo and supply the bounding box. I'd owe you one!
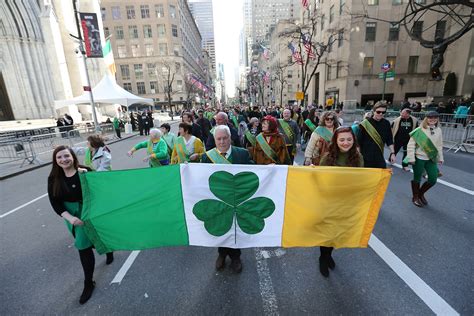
[381,63,391,72]
[295,91,304,100]
[378,71,395,79]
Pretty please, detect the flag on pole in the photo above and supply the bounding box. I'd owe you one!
[302,33,316,59]
[301,0,309,10]
[288,42,303,65]
[79,164,391,254]
[102,39,116,75]
[260,44,271,60]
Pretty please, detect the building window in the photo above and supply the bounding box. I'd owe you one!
[145,44,154,56]
[120,65,130,80]
[159,43,168,56]
[175,62,181,72]
[115,26,124,39]
[123,82,132,92]
[134,64,143,79]
[328,40,333,53]
[129,25,138,39]
[338,30,344,47]
[327,65,332,80]
[368,0,379,5]
[408,56,419,74]
[321,15,325,30]
[392,0,402,5]
[148,63,156,77]
[336,61,342,78]
[157,24,166,38]
[143,25,152,38]
[386,56,396,70]
[104,27,110,38]
[172,24,178,37]
[412,21,423,39]
[288,56,292,64]
[101,8,106,20]
[287,70,293,78]
[169,5,176,18]
[389,23,399,41]
[140,5,150,18]
[287,84,293,93]
[155,4,164,17]
[137,82,146,94]
[329,5,334,23]
[363,57,374,75]
[339,0,345,14]
[150,81,158,93]
[126,5,135,19]
[112,6,121,20]
[131,44,140,57]
[174,45,180,56]
[117,45,127,58]
[176,80,183,91]
[365,22,377,41]
[435,21,446,40]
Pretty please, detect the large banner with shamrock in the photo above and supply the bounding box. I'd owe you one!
[80,164,391,254]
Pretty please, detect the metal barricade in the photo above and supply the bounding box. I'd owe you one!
[451,123,474,153]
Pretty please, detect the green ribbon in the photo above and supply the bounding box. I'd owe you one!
[256,133,280,163]
[84,148,94,170]
[245,130,257,147]
[206,148,231,164]
[147,140,161,167]
[175,136,190,163]
[360,119,384,153]
[314,126,333,143]
[304,119,317,132]
[278,119,294,141]
[403,127,439,164]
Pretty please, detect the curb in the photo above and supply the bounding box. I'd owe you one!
[0,133,138,181]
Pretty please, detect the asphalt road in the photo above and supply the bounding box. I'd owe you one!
[1,124,473,315]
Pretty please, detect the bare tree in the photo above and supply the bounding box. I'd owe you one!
[157,59,178,111]
[271,60,290,106]
[184,78,200,110]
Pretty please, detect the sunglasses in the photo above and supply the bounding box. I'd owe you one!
[375,110,386,114]
[325,117,335,121]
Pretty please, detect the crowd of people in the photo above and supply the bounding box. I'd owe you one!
[48,101,448,304]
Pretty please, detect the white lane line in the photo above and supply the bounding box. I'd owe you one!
[0,193,48,219]
[255,248,279,316]
[111,250,141,284]
[369,234,459,316]
[390,162,473,195]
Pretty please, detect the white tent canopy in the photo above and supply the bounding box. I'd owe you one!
[54,74,154,108]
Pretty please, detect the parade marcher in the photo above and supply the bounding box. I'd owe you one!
[391,109,418,171]
[113,117,122,139]
[130,112,137,131]
[137,112,144,136]
[182,112,203,140]
[160,123,177,156]
[304,111,339,166]
[253,115,291,165]
[405,112,444,207]
[196,109,212,144]
[358,102,396,168]
[318,127,364,277]
[142,111,151,136]
[206,112,241,149]
[201,125,254,273]
[73,135,112,172]
[171,123,205,164]
[47,146,112,304]
[127,128,169,167]
[302,108,320,145]
[278,109,300,164]
[243,117,261,152]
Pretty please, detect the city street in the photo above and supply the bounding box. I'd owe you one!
[1,123,472,315]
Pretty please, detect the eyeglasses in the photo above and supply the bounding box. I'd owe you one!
[325,117,335,121]
[375,110,386,114]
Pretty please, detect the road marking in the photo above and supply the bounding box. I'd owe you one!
[390,162,473,195]
[255,248,279,316]
[111,250,141,284]
[0,193,48,219]
[369,234,459,316]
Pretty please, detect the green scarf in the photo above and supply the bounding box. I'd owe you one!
[278,119,294,141]
[314,126,333,142]
[403,127,439,163]
[256,133,279,163]
[360,119,384,153]
[175,136,190,163]
[206,148,231,164]
[304,119,317,132]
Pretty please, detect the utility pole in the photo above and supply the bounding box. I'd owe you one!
[381,71,387,101]
[72,0,101,132]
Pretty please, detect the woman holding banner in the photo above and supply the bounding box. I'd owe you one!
[252,115,291,165]
[171,123,205,164]
[405,112,444,207]
[318,127,364,277]
[304,111,339,166]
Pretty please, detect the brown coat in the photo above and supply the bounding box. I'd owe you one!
[252,132,291,165]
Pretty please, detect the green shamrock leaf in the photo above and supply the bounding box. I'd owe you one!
[192,171,275,237]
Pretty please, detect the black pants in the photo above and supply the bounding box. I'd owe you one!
[394,141,408,167]
[364,159,387,169]
[218,247,241,260]
[320,246,333,258]
[78,247,95,282]
[286,145,295,164]
[144,125,150,136]
[115,128,121,138]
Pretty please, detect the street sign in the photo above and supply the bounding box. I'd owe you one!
[295,91,304,100]
[381,63,391,72]
[378,71,395,79]
[386,77,395,81]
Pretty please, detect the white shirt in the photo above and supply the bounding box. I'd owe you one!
[185,136,196,155]
[217,146,232,159]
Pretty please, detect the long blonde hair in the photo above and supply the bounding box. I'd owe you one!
[421,117,439,129]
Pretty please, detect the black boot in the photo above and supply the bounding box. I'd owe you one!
[79,280,95,305]
[419,182,434,205]
[328,256,336,270]
[319,257,329,277]
[411,181,423,207]
[106,252,114,265]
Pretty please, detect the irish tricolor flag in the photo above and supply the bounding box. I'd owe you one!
[102,39,116,75]
[80,164,391,254]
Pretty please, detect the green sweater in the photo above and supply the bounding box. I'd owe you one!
[133,139,169,167]
[319,151,364,167]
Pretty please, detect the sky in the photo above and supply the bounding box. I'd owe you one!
[212,0,244,98]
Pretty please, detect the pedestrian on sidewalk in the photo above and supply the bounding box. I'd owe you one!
[47,146,113,304]
[405,112,444,207]
[318,127,364,277]
[391,109,418,171]
[128,128,169,167]
[113,117,122,139]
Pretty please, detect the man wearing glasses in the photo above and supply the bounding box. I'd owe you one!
[358,102,396,168]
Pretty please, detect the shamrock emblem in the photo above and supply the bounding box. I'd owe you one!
[193,171,275,237]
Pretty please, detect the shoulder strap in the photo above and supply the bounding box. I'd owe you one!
[256,133,279,163]
[206,148,231,164]
[360,119,384,153]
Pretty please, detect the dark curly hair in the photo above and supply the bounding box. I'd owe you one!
[321,127,362,167]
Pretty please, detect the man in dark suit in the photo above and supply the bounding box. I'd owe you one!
[182,112,203,140]
[205,112,241,150]
[201,125,254,273]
